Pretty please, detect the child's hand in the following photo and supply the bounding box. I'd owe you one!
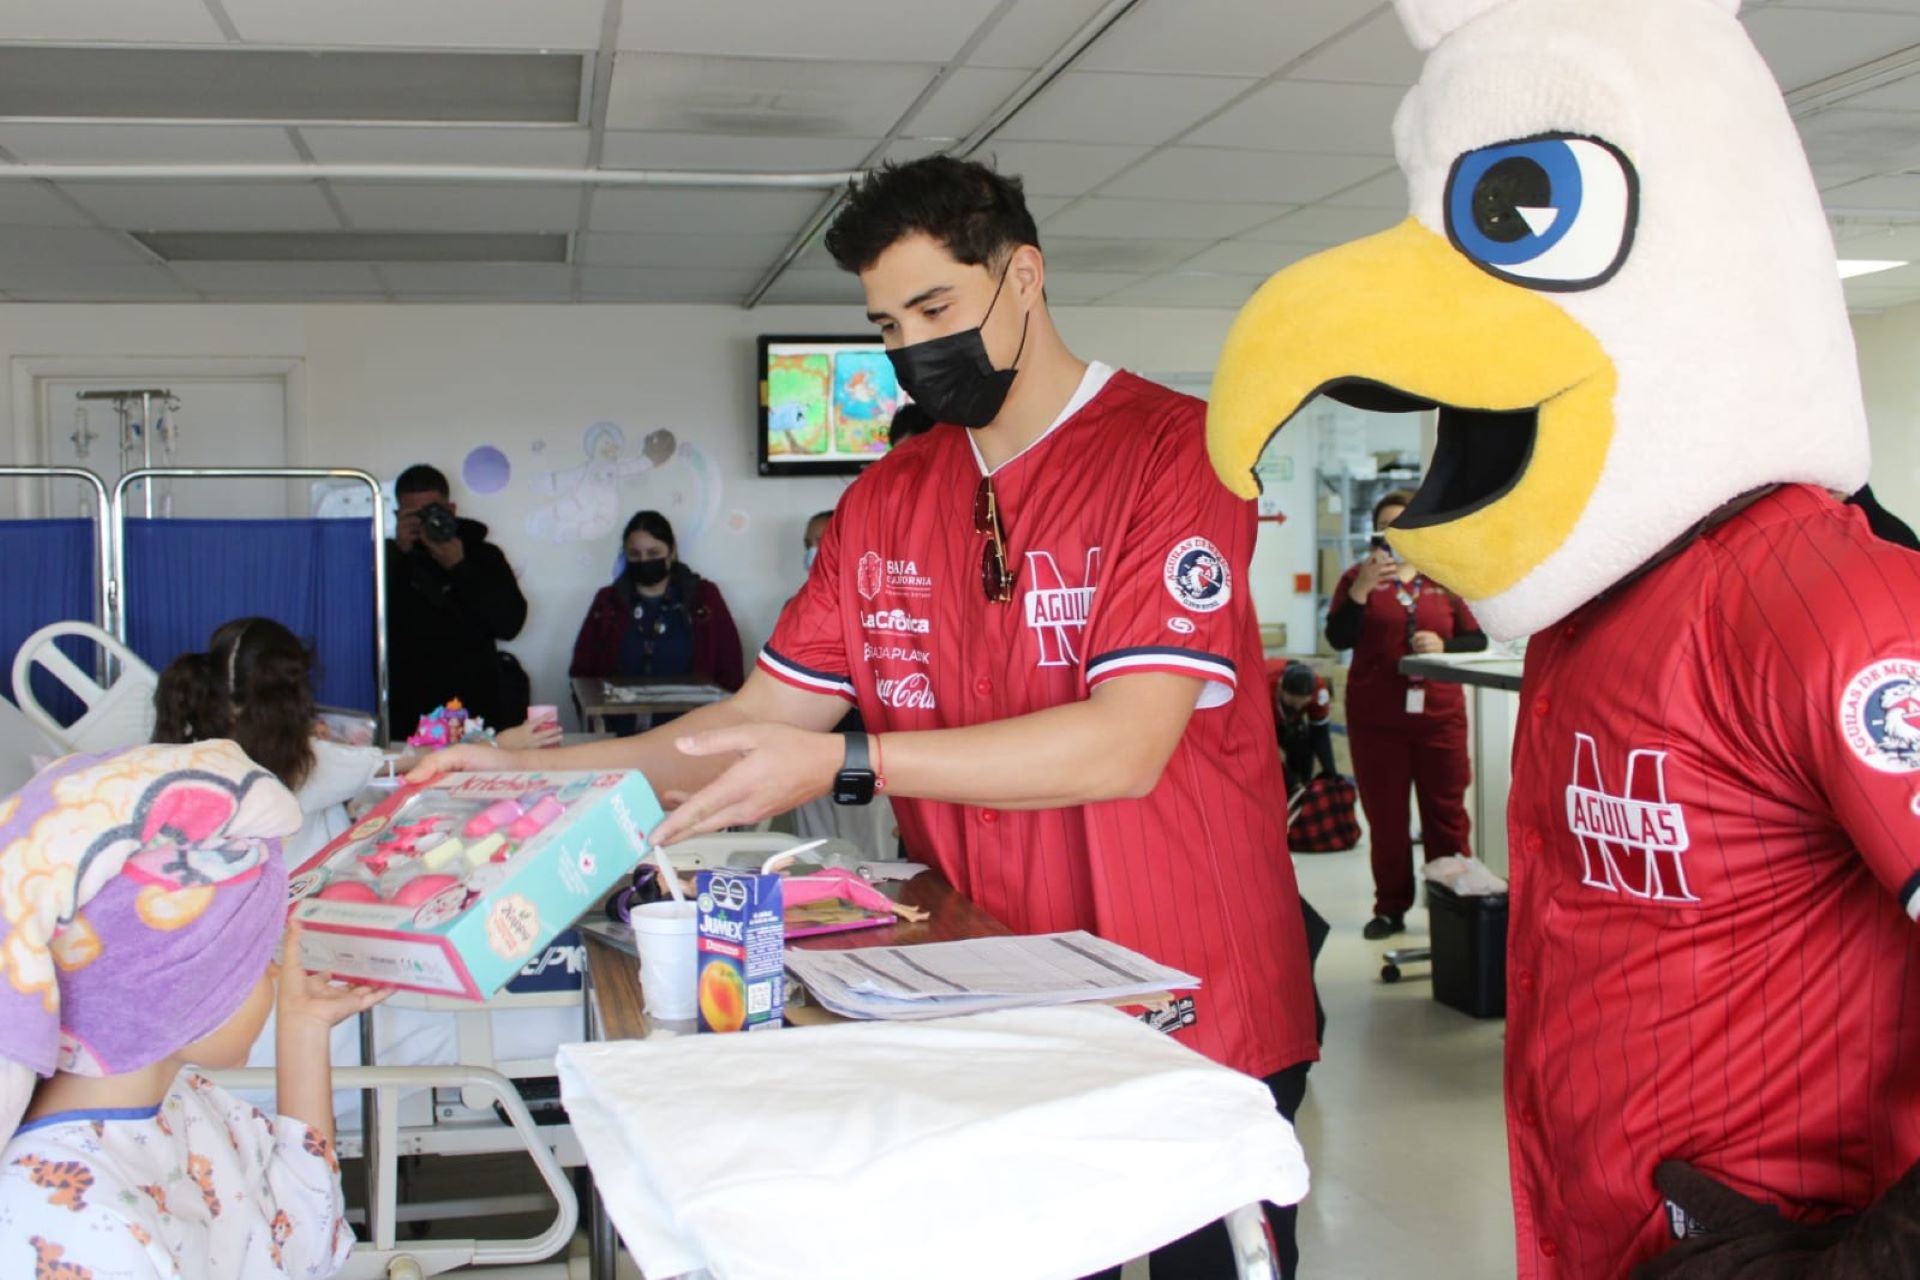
[278,921,390,1037]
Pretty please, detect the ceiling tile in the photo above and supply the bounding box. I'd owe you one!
[298,126,592,166]
[619,0,1004,62]
[1027,196,1070,223]
[1044,197,1280,240]
[0,183,90,228]
[1041,237,1220,273]
[1100,146,1383,205]
[1830,222,1920,259]
[0,124,303,164]
[377,263,577,294]
[1793,108,1920,169]
[576,232,790,269]
[1099,272,1265,307]
[0,263,194,298]
[1239,203,1404,243]
[881,138,949,165]
[600,131,877,172]
[972,140,1150,196]
[1823,172,1920,214]
[1043,271,1141,304]
[996,71,1256,146]
[757,268,865,305]
[588,187,823,235]
[168,262,385,294]
[1185,80,1405,155]
[606,54,935,137]
[330,184,583,232]
[1316,167,1408,209]
[902,68,1032,141]
[219,0,605,49]
[0,0,224,44]
[577,266,765,300]
[61,182,342,232]
[1283,8,1425,86]
[1177,239,1320,275]
[1075,0,1370,78]
[969,0,1116,68]
[1741,7,1920,92]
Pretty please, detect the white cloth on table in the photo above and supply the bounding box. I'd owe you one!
[0,1069,352,1280]
[557,1004,1309,1280]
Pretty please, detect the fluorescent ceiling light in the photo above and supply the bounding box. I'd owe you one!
[1837,259,1909,280]
[0,49,582,124]
[132,232,569,264]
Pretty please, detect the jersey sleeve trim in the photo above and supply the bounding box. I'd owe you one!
[1902,868,1920,923]
[757,645,856,703]
[1086,646,1237,708]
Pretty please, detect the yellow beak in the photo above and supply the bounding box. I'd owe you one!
[1207,218,1617,601]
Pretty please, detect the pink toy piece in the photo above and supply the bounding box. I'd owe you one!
[315,879,382,904]
[357,853,392,877]
[389,873,462,908]
[506,795,567,840]
[464,798,523,839]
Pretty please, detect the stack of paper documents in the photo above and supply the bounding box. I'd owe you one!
[603,681,726,704]
[785,930,1199,1021]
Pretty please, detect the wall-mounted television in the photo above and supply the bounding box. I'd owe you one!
[757,334,909,477]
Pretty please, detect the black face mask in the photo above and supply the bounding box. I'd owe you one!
[886,262,1030,430]
[625,558,670,588]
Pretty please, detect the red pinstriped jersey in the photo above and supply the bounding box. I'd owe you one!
[1505,484,1920,1278]
[762,367,1319,1079]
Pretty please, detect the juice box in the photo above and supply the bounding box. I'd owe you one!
[695,870,784,1033]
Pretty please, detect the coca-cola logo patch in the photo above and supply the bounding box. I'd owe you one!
[877,673,937,710]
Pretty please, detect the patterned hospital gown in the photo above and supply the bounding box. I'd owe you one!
[0,1070,352,1279]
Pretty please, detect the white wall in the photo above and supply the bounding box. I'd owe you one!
[0,300,1320,719]
[1853,300,1920,525]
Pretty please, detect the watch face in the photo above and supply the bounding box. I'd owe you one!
[834,771,874,806]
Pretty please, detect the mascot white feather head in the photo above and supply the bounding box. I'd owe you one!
[1206,0,1867,639]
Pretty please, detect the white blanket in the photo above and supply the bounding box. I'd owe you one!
[557,1005,1309,1280]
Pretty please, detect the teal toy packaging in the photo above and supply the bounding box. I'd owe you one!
[289,771,663,998]
[695,870,784,1033]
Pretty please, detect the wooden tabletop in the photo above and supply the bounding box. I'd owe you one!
[582,871,1006,1041]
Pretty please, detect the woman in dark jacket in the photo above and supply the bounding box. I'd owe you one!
[569,512,743,732]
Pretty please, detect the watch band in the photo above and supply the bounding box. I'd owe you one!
[833,732,876,806]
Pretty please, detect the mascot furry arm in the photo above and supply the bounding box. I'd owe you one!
[1206,0,1920,1276]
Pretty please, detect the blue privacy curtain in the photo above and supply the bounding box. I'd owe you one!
[0,518,96,724]
[122,518,377,713]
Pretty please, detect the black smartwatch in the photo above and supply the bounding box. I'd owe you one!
[833,732,876,806]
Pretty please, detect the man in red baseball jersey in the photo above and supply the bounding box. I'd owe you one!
[423,156,1318,1278]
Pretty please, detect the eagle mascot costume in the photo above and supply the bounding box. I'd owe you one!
[1206,0,1920,1275]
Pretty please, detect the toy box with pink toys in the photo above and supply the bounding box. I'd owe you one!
[289,770,664,998]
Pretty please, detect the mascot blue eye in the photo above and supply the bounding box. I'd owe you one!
[1444,134,1638,291]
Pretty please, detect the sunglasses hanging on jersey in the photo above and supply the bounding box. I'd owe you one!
[974,474,1014,603]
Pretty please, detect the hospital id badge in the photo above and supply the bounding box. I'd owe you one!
[1405,686,1426,715]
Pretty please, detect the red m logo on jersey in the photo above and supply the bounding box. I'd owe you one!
[1565,733,1698,904]
[1023,547,1101,668]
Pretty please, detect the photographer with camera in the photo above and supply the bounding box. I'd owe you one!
[386,464,529,737]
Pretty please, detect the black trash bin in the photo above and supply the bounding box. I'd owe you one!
[1428,881,1508,1018]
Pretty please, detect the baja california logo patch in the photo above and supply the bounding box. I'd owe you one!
[1163,537,1230,613]
[1838,658,1920,773]
[856,552,884,601]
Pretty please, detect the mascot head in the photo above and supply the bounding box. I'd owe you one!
[1206,0,1866,639]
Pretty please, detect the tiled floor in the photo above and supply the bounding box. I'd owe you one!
[1288,845,1516,1280]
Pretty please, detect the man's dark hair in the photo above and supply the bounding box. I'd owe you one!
[1280,661,1317,699]
[825,156,1040,275]
[888,403,935,448]
[395,464,450,498]
[808,509,834,525]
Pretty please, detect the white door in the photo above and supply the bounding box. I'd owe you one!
[39,376,290,518]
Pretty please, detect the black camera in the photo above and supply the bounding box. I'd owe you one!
[418,503,459,544]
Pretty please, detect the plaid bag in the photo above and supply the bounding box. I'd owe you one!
[1289,775,1361,853]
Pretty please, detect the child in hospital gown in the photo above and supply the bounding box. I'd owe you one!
[0,1070,351,1279]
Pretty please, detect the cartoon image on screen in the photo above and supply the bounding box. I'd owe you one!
[767,353,832,456]
[831,350,902,457]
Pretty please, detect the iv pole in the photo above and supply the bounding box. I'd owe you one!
[76,388,178,518]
